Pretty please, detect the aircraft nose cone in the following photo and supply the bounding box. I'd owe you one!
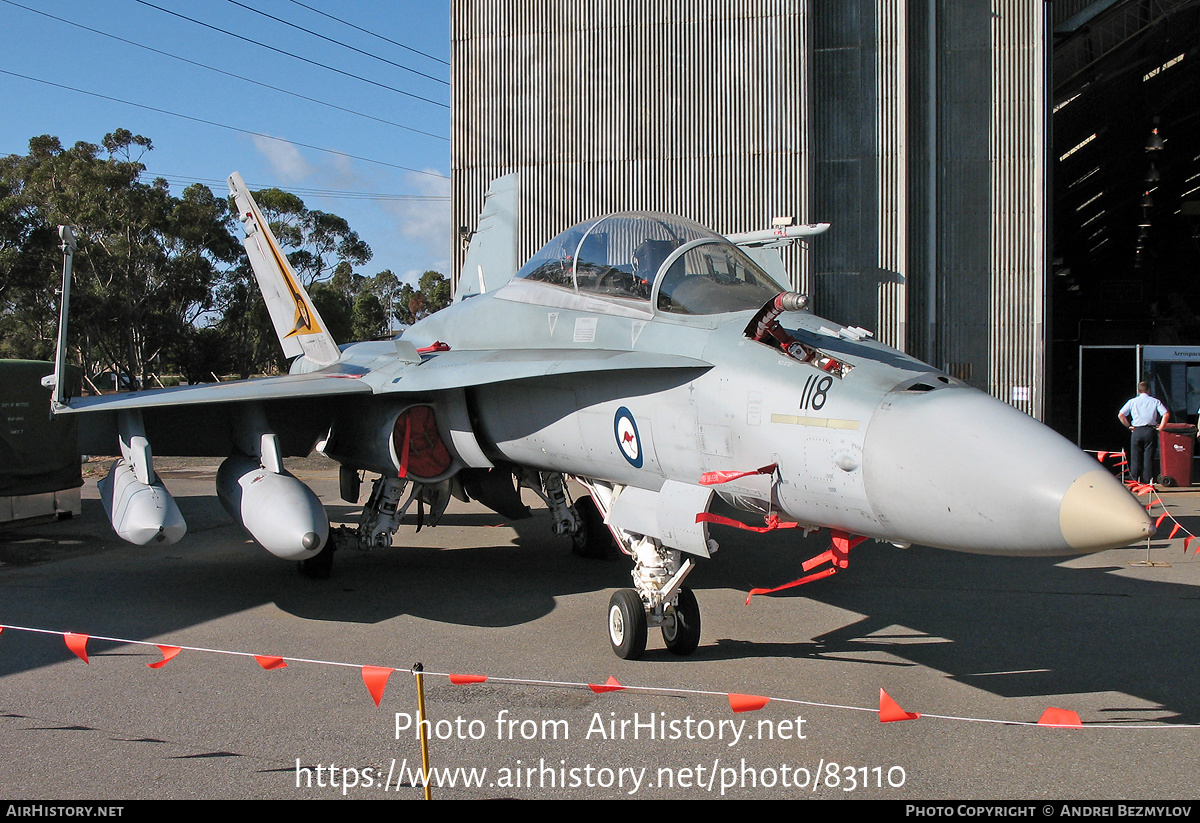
[1059,470,1155,550]
[863,388,1152,555]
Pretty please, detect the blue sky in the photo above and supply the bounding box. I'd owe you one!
[0,0,452,285]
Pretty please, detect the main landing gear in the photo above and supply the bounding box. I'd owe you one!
[574,481,706,659]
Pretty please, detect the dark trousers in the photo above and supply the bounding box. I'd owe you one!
[1131,426,1157,484]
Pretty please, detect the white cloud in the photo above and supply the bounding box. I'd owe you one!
[251,135,314,181]
[384,169,452,270]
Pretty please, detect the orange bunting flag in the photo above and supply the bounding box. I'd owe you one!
[1169,523,1182,540]
[1096,451,1109,462]
[728,693,770,713]
[1155,513,1168,528]
[147,646,181,669]
[255,655,287,670]
[448,673,488,685]
[64,632,89,664]
[361,666,394,706]
[878,689,920,722]
[589,676,625,694]
[1037,707,1082,728]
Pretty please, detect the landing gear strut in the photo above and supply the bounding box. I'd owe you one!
[582,480,706,659]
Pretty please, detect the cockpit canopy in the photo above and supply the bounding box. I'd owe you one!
[513,212,786,315]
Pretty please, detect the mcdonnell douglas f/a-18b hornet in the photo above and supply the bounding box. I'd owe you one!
[48,173,1153,659]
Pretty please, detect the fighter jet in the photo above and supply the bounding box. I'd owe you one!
[52,173,1154,660]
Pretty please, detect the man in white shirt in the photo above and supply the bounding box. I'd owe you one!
[1117,382,1170,485]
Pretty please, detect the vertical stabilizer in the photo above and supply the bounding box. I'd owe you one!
[456,173,520,301]
[228,172,340,366]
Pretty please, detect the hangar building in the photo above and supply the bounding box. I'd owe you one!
[450,1,1200,440]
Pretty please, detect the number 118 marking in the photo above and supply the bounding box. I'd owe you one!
[800,374,833,410]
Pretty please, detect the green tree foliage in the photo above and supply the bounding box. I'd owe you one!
[394,270,452,327]
[212,189,375,377]
[245,189,371,284]
[0,129,394,385]
[0,130,240,386]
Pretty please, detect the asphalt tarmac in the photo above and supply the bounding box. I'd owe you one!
[1,458,1199,800]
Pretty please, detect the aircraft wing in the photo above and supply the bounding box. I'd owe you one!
[57,369,373,414]
[59,347,711,457]
[368,348,711,393]
[58,348,710,413]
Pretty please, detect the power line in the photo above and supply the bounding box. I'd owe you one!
[0,68,449,179]
[131,0,449,109]
[0,0,448,142]
[223,0,448,87]
[284,0,450,68]
[148,172,449,201]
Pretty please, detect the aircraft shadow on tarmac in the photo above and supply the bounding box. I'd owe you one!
[3,492,1200,723]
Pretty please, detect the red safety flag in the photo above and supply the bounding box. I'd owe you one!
[1096,451,1109,462]
[699,464,777,486]
[1037,707,1082,728]
[802,550,834,571]
[396,414,411,478]
[879,689,920,722]
[696,512,801,534]
[449,674,488,685]
[831,530,868,568]
[589,676,625,694]
[147,646,181,669]
[745,568,838,603]
[64,633,89,664]
[361,666,394,706]
[416,341,450,353]
[1169,523,1182,540]
[255,655,287,670]
[1186,535,1197,555]
[745,530,866,602]
[728,693,769,713]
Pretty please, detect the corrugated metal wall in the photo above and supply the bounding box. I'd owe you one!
[451,0,1048,417]
[452,0,812,289]
[988,1,1047,417]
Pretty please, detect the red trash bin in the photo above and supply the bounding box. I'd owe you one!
[1158,423,1197,487]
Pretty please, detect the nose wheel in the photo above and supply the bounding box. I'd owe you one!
[608,589,647,659]
[608,586,702,659]
[661,586,701,655]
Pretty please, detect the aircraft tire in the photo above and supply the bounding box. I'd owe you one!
[662,587,701,656]
[572,496,616,559]
[608,589,647,659]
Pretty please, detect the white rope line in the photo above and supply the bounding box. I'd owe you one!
[3,623,1198,730]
